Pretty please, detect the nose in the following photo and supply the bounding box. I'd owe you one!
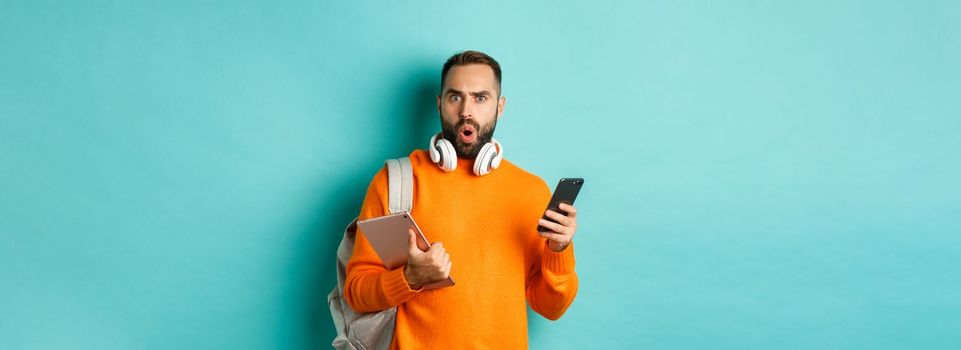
[458,99,474,120]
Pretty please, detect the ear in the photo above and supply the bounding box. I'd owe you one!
[436,94,442,113]
[497,96,506,118]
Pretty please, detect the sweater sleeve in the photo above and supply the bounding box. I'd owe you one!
[524,177,579,320]
[343,167,422,312]
[526,240,579,320]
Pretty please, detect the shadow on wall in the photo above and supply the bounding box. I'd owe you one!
[295,61,439,349]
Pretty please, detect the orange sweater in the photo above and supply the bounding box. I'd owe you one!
[344,150,578,349]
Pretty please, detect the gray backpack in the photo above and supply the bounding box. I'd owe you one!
[329,157,413,350]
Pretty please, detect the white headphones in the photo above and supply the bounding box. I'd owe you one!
[429,133,504,176]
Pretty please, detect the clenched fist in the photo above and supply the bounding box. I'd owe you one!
[403,228,452,289]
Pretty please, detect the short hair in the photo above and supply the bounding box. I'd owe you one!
[440,50,502,94]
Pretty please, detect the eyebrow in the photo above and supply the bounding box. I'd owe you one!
[444,89,492,97]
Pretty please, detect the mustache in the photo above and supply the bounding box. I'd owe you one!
[455,119,480,131]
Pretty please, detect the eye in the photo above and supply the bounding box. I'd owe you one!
[449,95,461,102]
[477,96,487,102]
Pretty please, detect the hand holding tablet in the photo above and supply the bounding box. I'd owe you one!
[357,212,455,290]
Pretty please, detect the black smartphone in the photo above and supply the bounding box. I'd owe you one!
[537,178,584,232]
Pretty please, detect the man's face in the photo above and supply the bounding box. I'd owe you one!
[437,64,505,159]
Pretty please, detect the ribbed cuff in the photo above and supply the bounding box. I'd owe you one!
[380,266,421,306]
[542,242,576,274]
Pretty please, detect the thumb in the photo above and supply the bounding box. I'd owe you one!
[407,228,422,255]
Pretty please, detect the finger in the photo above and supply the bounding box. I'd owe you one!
[442,260,452,278]
[430,241,444,251]
[559,203,577,218]
[537,230,570,244]
[538,219,571,236]
[429,243,446,258]
[537,218,569,235]
[407,229,422,254]
[428,246,446,263]
[545,210,573,226]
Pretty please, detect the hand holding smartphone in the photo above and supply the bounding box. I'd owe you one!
[537,178,584,232]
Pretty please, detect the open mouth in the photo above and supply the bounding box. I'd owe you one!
[459,125,477,143]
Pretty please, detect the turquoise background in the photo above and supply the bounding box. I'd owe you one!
[2,1,959,349]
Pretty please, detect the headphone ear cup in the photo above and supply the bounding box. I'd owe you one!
[430,145,441,164]
[490,139,503,170]
[438,138,457,172]
[473,142,496,176]
[429,133,442,163]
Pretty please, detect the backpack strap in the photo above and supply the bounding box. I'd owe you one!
[385,157,414,214]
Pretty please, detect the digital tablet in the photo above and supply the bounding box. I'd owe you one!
[357,211,455,290]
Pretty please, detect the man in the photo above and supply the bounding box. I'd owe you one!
[344,50,579,349]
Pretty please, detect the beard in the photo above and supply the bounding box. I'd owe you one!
[440,116,497,159]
